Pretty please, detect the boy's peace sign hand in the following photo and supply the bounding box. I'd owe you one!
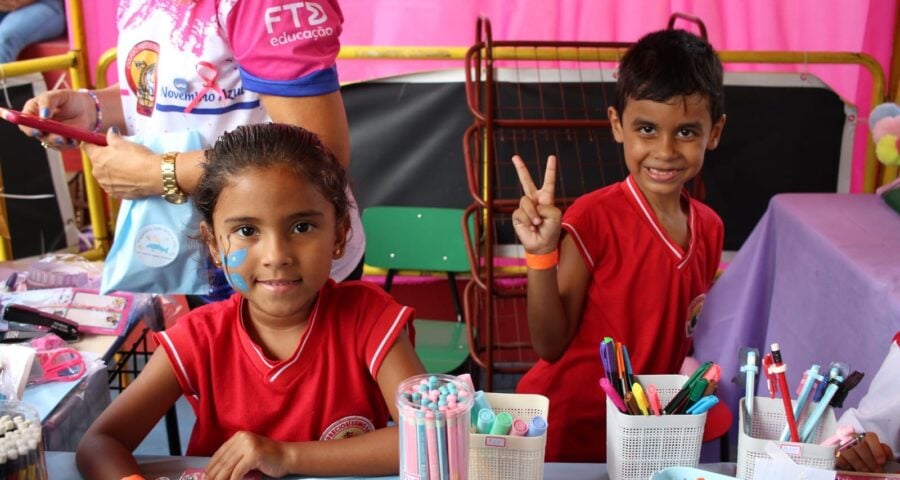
[511,155,561,255]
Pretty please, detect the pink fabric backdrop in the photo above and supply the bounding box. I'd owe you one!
[76,0,897,192]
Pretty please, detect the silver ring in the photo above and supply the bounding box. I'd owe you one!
[40,140,53,150]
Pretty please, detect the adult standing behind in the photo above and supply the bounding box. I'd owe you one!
[17,0,364,283]
[0,0,65,64]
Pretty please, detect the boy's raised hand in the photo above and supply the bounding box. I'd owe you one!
[511,155,561,254]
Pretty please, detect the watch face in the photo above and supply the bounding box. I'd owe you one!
[164,193,187,205]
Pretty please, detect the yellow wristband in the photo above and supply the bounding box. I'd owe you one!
[525,249,559,270]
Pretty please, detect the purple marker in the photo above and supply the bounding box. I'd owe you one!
[527,415,547,437]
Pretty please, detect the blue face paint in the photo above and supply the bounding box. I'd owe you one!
[228,272,248,292]
[225,248,248,268]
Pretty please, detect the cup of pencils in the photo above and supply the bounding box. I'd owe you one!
[397,374,475,480]
[0,401,46,480]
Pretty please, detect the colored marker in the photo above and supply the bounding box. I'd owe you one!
[599,378,628,414]
[490,412,513,435]
[528,416,547,437]
[510,418,529,436]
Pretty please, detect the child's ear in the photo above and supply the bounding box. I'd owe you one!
[200,221,222,266]
[707,114,727,151]
[607,106,625,144]
[332,216,351,259]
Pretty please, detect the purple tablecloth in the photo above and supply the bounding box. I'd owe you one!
[694,193,900,442]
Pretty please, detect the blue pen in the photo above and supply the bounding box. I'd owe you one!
[800,374,844,443]
[622,345,635,389]
[814,365,840,402]
[740,348,759,430]
[686,395,719,415]
[435,410,449,480]
[416,410,429,478]
[780,364,820,441]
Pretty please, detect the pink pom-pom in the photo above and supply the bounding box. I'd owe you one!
[872,115,900,141]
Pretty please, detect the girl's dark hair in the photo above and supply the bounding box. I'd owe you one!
[195,123,350,229]
[615,29,725,121]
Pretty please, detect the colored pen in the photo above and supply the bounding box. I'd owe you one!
[435,411,449,480]
[664,361,712,414]
[600,342,616,392]
[622,344,635,389]
[624,392,640,415]
[616,342,628,398]
[2,273,16,293]
[647,384,662,416]
[740,348,759,429]
[631,383,649,415]
[800,374,844,443]
[769,343,800,442]
[599,377,628,414]
[687,395,719,415]
[780,364,821,441]
[425,411,440,480]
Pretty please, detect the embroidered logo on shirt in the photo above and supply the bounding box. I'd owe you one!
[124,41,160,117]
[685,293,706,338]
[320,415,375,440]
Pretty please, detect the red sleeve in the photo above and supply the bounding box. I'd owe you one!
[349,284,416,379]
[561,193,605,270]
[154,314,204,398]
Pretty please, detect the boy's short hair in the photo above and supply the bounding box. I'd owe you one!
[615,29,724,121]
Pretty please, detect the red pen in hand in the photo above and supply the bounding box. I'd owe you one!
[769,343,800,442]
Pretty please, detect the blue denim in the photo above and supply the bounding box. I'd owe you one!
[0,0,66,64]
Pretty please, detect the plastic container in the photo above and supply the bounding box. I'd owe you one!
[0,401,47,480]
[397,374,475,480]
[735,396,836,479]
[469,392,549,480]
[606,374,707,480]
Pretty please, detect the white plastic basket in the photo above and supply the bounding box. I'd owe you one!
[606,374,707,480]
[468,392,549,480]
[735,396,837,479]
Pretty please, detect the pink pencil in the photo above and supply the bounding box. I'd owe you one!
[403,406,418,475]
[426,410,439,480]
[444,406,458,480]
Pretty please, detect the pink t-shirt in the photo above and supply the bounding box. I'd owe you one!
[155,280,414,456]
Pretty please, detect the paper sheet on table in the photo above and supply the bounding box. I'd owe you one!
[752,442,835,480]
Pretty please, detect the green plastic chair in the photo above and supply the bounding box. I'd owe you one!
[361,206,471,374]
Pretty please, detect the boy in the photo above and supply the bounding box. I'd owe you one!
[511,29,727,462]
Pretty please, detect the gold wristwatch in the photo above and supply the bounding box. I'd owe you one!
[161,152,187,204]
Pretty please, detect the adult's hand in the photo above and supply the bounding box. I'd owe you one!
[18,89,96,149]
[82,129,161,198]
[836,432,894,473]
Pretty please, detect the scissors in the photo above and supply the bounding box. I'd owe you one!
[36,348,86,383]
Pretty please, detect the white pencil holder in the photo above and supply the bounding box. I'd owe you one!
[735,396,837,479]
[606,375,707,480]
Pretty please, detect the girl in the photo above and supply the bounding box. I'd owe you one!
[76,124,425,480]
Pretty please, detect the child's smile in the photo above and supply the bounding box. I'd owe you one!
[609,94,725,210]
[207,165,343,327]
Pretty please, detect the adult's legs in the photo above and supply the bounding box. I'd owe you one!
[0,0,66,63]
